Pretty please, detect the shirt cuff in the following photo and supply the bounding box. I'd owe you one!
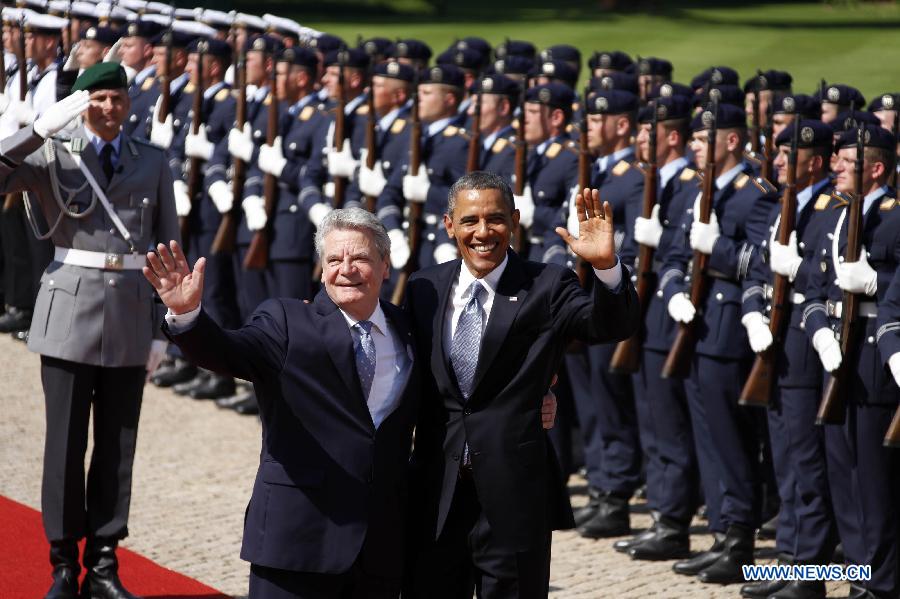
[165,304,201,334]
[593,258,623,291]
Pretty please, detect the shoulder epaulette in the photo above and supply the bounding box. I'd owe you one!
[443,125,459,137]
[880,197,897,211]
[752,176,777,194]
[679,167,696,181]
[565,123,574,134]
[263,95,272,106]
[356,104,369,115]
[492,137,509,153]
[214,88,229,102]
[545,142,562,159]
[141,77,155,91]
[743,150,762,166]
[299,105,315,121]
[735,173,750,189]
[184,82,196,94]
[829,192,850,209]
[391,118,406,134]
[612,159,630,176]
[814,193,832,211]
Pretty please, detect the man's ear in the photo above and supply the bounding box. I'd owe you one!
[443,213,455,238]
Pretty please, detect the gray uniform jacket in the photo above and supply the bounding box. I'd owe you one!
[0,125,180,367]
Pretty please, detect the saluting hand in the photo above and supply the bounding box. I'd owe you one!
[555,188,617,270]
[142,241,205,315]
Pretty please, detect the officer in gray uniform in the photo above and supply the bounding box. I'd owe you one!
[0,62,178,599]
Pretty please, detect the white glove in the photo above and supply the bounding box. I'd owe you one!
[7,100,35,127]
[63,42,80,72]
[0,92,9,115]
[150,110,174,150]
[145,339,169,381]
[836,249,878,296]
[690,210,720,255]
[514,185,535,229]
[185,125,214,160]
[402,166,430,203]
[33,90,90,138]
[323,181,335,199]
[173,180,191,217]
[889,352,900,389]
[308,202,332,228]
[103,38,122,63]
[812,328,842,372]
[742,311,773,353]
[122,64,137,85]
[434,242,458,264]
[242,195,267,231]
[358,150,387,197]
[327,139,358,179]
[566,187,580,237]
[634,204,664,248]
[769,231,803,281]
[208,179,234,214]
[228,122,254,162]
[388,228,410,270]
[668,292,696,323]
[259,136,287,177]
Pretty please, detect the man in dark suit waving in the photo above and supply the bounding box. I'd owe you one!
[144,209,418,598]
[404,171,640,598]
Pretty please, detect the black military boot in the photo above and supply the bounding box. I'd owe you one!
[573,487,602,527]
[173,370,210,396]
[577,492,630,538]
[697,524,755,584]
[81,539,138,599]
[628,516,690,561]
[188,373,236,400]
[46,540,80,599]
[673,532,727,576]
[150,358,197,387]
[0,306,32,333]
[613,523,658,553]
[769,580,826,599]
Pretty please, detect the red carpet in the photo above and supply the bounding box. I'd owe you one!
[1,495,230,598]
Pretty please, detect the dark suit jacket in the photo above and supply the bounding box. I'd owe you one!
[405,249,640,552]
[164,291,419,576]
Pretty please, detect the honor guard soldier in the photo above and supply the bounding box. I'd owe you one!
[468,74,518,179]
[635,57,673,102]
[0,62,178,599]
[494,38,536,61]
[802,124,899,599]
[588,50,633,79]
[374,63,470,269]
[590,71,640,97]
[358,36,393,64]
[662,103,778,584]
[389,38,432,70]
[770,93,821,139]
[868,92,899,131]
[620,95,703,560]
[74,26,120,71]
[540,44,581,72]
[689,66,740,96]
[647,81,694,101]
[116,17,166,136]
[813,83,866,124]
[739,120,838,599]
[489,55,534,84]
[453,36,492,67]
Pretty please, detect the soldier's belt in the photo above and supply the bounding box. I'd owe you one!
[826,299,878,319]
[54,247,146,271]
[529,236,544,245]
[763,285,806,305]
[707,268,738,283]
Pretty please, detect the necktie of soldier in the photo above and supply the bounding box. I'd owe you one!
[99,143,114,183]
[451,281,487,400]
[354,320,376,400]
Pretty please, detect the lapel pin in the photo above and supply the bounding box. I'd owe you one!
[509,296,518,302]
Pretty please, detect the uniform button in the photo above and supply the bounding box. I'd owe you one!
[827,233,834,240]
[384,161,391,169]
[464,408,471,415]
[715,292,723,301]
[289,204,298,213]
[799,322,805,330]
[48,279,54,286]
[656,290,663,298]
[663,219,670,226]
[537,190,545,198]
[108,279,116,287]
[142,198,150,206]
[427,168,434,175]
[867,336,875,344]
[838,256,844,262]
[254,130,262,139]
[289,142,297,150]
[426,233,435,241]
[109,228,116,235]
[174,119,181,128]
[129,114,137,122]
[799,242,805,250]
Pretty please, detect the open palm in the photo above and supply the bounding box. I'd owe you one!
[142,241,206,314]
[555,188,617,270]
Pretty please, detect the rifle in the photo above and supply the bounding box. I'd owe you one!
[156,14,174,128]
[210,36,246,255]
[750,76,761,157]
[363,64,377,212]
[610,100,659,374]
[816,123,866,425]
[886,406,900,447]
[574,87,593,286]
[182,40,206,247]
[466,87,482,173]
[662,100,719,379]
[65,0,74,55]
[891,94,899,189]
[390,71,422,306]
[331,51,348,209]
[3,17,27,212]
[513,84,527,253]
[740,117,801,407]
[243,46,279,271]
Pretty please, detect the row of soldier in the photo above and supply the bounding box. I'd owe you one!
[0,3,897,599]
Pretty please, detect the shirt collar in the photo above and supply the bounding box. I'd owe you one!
[458,253,508,298]
[340,301,389,337]
[345,93,366,116]
[796,177,830,213]
[377,106,403,132]
[863,185,890,215]
[536,134,565,157]
[203,80,227,100]
[596,146,634,175]
[427,116,455,138]
[659,156,688,189]
[252,85,269,103]
[289,92,316,115]
[170,72,190,95]
[135,65,155,86]
[83,127,122,158]
[715,161,746,191]
[482,125,513,152]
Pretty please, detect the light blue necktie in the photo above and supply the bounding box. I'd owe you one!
[354,320,376,400]
[451,281,487,400]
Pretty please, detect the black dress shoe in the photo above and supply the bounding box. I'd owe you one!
[741,579,789,598]
[697,524,755,584]
[613,524,657,553]
[231,394,259,415]
[215,388,253,408]
[629,518,690,561]
[0,306,32,333]
[769,580,825,599]
[46,541,80,599]
[577,492,630,538]
[673,532,726,576]
[188,374,236,400]
[80,539,138,599]
[173,371,210,396]
[573,487,602,527]
[151,359,197,387]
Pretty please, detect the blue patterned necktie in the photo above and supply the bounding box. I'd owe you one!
[354,320,376,400]
[450,281,487,400]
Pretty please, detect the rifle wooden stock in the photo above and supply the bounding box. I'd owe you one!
[761,114,775,183]
[885,405,900,447]
[513,88,527,253]
[331,63,348,209]
[364,85,377,212]
[158,29,173,125]
[182,43,206,245]
[574,96,593,287]
[466,91,482,173]
[211,48,247,255]
[391,89,423,306]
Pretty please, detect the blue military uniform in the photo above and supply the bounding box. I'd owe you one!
[124,66,157,138]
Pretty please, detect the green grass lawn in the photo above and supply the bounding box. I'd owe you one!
[293,2,900,101]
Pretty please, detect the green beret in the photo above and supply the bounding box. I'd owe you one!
[72,63,128,93]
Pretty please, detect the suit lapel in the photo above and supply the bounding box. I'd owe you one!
[432,261,462,400]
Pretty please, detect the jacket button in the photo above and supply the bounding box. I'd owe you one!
[289,204,298,213]
[452,454,459,461]
[867,336,875,344]
[108,279,116,287]
[464,408,471,415]
[49,279,54,286]
[715,292,723,301]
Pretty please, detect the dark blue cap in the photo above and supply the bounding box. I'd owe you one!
[814,83,865,109]
[647,82,693,99]
[773,93,821,118]
[636,57,672,78]
[124,20,166,40]
[690,66,739,90]
[359,37,392,58]
[277,47,319,70]
[743,70,792,93]
[588,50,633,72]
[389,39,432,62]
[494,39,536,60]
[187,38,232,59]
[836,123,896,150]
[244,34,282,55]
[526,83,576,111]
[151,31,197,49]
[454,37,491,59]
[309,34,345,53]
[830,111,881,134]
[489,56,534,76]
[539,45,581,66]
[474,73,520,97]
[774,119,833,149]
[81,26,119,46]
[420,64,465,88]
[437,48,483,71]
[374,60,416,82]
[585,89,638,115]
[693,84,745,108]
[323,48,370,69]
[690,102,747,131]
[638,96,692,123]
[867,93,899,112]
[538,60,578,88]
[589,72,639,95]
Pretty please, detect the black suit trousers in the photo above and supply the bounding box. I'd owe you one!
[40,355,144,543]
